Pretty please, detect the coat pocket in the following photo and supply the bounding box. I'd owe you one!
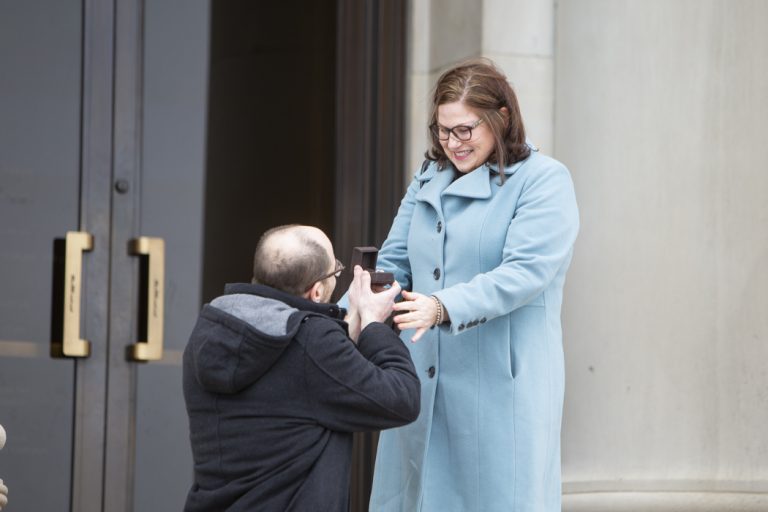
[507,316,517,380]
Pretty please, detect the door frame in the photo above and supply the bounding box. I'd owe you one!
[101,0,145,509]
[73,0,116,510]
[335,1,408,510]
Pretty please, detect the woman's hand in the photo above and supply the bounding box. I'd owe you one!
[392,290,438,342]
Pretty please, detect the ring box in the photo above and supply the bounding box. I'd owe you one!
[351,246,395,286]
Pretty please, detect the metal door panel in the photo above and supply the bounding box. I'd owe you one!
[100,0,209,510]
[132,1,208,508]
[0,1,83,509]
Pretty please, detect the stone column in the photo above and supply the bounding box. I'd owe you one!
[555,1,768,509]
[483,0,555,152]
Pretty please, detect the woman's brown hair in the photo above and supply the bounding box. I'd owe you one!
[426,59,530,181]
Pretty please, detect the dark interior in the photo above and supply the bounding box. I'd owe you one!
[202,0,337,302]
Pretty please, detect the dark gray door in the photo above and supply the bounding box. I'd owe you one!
[0,0,209,511]
[102,1,209,510]
[0,0,112,510]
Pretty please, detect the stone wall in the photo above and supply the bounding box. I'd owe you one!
[405,0,768,508]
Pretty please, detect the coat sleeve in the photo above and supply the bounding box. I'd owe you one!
[301,319,421,432]
[375,176,423,292]
[434,162,579,335]
[336,175,419,309]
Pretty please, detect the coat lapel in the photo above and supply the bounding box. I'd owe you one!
[442,164,492,199]
[415,162,455,212]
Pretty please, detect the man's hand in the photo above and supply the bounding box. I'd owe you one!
[350,266,400,330]
[344,266,363,342]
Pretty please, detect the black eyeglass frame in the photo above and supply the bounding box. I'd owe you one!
[430,118,484,142]
[305,258,345,291]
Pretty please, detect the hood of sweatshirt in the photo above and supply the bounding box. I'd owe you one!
[185,284,345,395]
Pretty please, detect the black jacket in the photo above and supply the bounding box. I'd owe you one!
[182,283,420,511]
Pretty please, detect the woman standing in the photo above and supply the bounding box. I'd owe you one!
[369,60,579,511]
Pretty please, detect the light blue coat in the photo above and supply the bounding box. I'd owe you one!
[368,149,579,511]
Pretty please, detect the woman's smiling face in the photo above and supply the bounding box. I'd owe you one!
[436,101,495,174]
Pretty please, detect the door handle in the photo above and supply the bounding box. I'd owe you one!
[129,237,165,361]
[62,231,94,357]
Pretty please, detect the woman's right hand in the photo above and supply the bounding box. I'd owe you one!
[392,290,439,342]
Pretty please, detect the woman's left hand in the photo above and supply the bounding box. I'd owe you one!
[392,290,437,342]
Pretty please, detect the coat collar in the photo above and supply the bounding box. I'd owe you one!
[414,145,537,208]
[415,162,454,211]
[442,164,493,199]
[415,163,494,210]
[414,159,525,208]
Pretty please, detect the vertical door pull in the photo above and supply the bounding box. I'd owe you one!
[129,237,165,361]
[63,231,94,357]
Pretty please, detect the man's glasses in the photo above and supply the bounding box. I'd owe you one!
[309,258,345,288]
[430,118,484,142]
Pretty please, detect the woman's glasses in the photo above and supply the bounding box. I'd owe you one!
[430,119,483,141]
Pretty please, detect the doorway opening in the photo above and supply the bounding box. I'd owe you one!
[200,2,407,510]
[202,0,337,302]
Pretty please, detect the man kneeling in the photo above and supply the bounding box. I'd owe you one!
[183,225,420,511]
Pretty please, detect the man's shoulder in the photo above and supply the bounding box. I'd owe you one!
[294,313,349,342]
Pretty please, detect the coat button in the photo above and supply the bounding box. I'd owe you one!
[428,366,436,378]
[433,268,440,280]
[458,323,465,331]
[436,221,442,233]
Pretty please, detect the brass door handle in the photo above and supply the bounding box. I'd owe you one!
[63,231,94,357]
[129,237,165,361]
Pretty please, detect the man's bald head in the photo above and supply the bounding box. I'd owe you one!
[251,225,335,297]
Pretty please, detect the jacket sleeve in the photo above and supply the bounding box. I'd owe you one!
[434,162,579,335]
[301,319,420,432]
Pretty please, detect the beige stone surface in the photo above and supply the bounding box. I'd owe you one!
[563,491,768,512]
[555,0,768,503]
[428,0,482,70]
[489,52,554,152]
[404,0,768,506]
[409,0,432,73]
[483,0,554,56]
[405,0,555,174]
[406,71,434,176]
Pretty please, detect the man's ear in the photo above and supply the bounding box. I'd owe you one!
[306,281,324,303]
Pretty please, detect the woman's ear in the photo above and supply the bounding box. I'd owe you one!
[499,106,509,124]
